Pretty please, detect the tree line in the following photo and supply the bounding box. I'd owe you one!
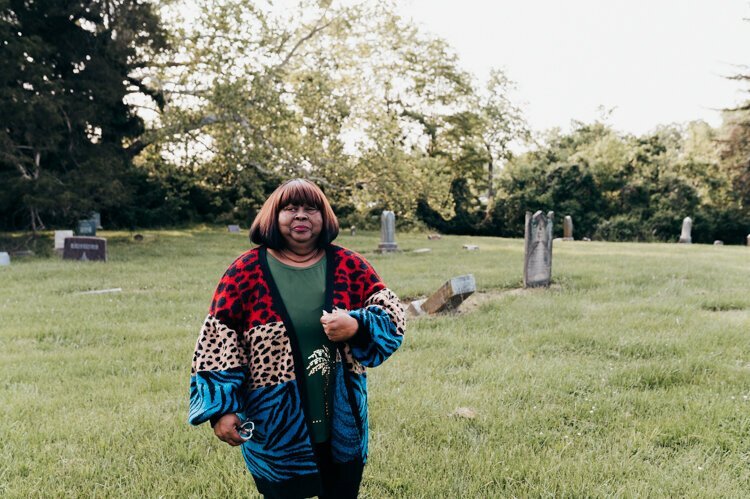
[2,0,749,244]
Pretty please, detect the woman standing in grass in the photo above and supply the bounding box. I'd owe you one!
[189,179,405,499]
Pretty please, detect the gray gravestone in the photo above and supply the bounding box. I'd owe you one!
[377,210,399,253]
[563,215,574,241]
[54,230,74,255]
[227,225,241,233]
[524,210,554,288]
[91,212,102,229]
[679,217,692,244]
[406,298,426,318]
[747,234,750,247]
[350,225,356,236]
[63,237,107,262]
[421,274,476,314]
[0,252,9,266]
[77,219,96,236]
[713,240,724,246]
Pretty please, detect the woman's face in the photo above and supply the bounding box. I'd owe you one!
[278,202,323,249]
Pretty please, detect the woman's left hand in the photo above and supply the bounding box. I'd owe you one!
[320,310,358,342]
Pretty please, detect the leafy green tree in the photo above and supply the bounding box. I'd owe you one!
[0,0,167,231]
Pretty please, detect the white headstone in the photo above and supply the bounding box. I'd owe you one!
[679,217,692,244]
[55,230,74,252]
[0,252,9,266]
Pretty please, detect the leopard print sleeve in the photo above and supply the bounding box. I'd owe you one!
[189,253,253,426]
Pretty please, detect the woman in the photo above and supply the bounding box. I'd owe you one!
[189,179,405,498]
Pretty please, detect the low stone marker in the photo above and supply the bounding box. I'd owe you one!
[227,225,241,233]
[377,210,399,253]
[563,215,574,241]
[714,240,724,246]
[0,252,9,266]
[63,237,107,262]
[77,219,96,236]
[54,230,74,255]
[679,217,692,244]
[413,248,431,254]
[463,244,479,251]
[427,234,442,240]
[421,274,476,314]
[524,210,554,288]
[406,299,426,318]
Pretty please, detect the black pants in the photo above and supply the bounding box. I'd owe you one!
[315,441,364,499]
[262,442,364,499]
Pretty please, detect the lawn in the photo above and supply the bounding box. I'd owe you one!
[1,228,749,497]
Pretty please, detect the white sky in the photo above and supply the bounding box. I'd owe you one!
[397,0,750,135]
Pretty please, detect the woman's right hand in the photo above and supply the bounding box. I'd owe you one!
[213,413,245,446]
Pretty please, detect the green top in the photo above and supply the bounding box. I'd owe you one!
[267,253,333,443]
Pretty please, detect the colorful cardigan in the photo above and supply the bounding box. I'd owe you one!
[189,244,405,497]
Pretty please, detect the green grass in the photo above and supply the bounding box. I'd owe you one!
[1,228,750,497]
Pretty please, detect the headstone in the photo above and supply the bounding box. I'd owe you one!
[406,298,426,318]
[463,244,479,251]
[421,274,476,314]
[524,210,554,288]
[0,252,9,266]
[91,212,103,229]
[747,234,750,247]
[77,219,96,236]
[412,248,431,254]
[563,215,574,241]
[376,210,399,253]
[133,234,144,242]
[350,225,356,236]
[227,224,241,233]
[54,230,74,255]
[427,234,442,240]
[678,217,692,244]
[63,237,107,262]
[713,240,724,246]
[582,237,591,242]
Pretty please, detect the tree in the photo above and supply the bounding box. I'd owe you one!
[0,0,167,232]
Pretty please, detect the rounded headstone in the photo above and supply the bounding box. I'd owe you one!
[713,240,724,246]
[0,252,9,266]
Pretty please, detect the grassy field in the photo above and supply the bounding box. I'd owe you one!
[1,228,750,497]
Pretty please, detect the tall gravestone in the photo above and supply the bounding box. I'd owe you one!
[679,217,692,244]
[377,210,399,253]
[524,210,554,288]
[563,215,574,241]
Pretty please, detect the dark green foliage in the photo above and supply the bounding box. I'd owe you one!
[0,0,167,231]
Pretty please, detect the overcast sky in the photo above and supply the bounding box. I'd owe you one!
[397,0,750,135]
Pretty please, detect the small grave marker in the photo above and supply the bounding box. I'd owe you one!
[427,234,442,240]
[0,252,9,266]
[91,212,103,229]
[463,244,479,251]
[63,237,107,262]
[713,240,724,246]
[350,225,356,236]
[406,298,426,318]
[77,219,96,236]
[54,230,74,255]
[227,224,241,233]
[412,248,431,254]
[421,274,476,314]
